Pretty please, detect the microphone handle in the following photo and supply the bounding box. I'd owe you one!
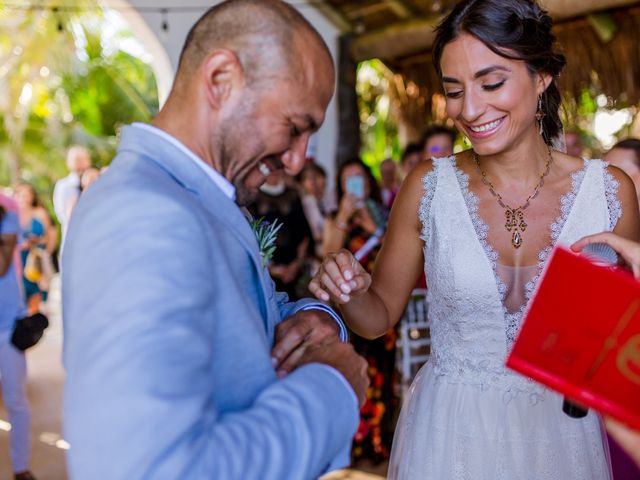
[562,398,588,418]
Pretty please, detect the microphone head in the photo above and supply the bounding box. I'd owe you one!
[582,242,618,266]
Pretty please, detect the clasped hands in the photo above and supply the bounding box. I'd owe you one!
[271,308,369,405]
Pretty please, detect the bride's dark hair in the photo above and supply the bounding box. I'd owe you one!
[432,0,566,146]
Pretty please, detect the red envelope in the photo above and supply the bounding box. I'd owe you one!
[506,246,640,429]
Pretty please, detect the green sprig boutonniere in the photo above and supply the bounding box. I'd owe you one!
[250,217,282,267]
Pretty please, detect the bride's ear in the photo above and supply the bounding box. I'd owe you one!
[536,73,553,96]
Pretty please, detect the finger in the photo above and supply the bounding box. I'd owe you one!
[323,260,351,293]
[309,278,330,302]
[273,316,296,344]
[271,325,307,368]
[350,271,371,292]
[334,249,358,282]
[321,272,350,303]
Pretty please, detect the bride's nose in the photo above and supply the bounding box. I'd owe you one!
[460,88,486,123]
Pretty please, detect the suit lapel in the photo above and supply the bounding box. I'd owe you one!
[118,125,272,328]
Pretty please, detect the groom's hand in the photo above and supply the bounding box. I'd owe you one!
[272,310,341,378]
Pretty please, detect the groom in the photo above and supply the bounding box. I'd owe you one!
[61,1,368,479]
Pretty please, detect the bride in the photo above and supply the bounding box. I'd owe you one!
[310,0,640,478]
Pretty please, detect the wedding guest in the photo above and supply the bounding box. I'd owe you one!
[379,159,400,208]
[400,142,424,178]
[310,0,639,478]
[68,167,102,217]
[564,129,584,158]
[53,145,91,249]
[14,183,55,314]
[249,170,312,300]
[0,194,36,480]
[62,2,368,479]
[323,158,394,464]
[297,162,328,257]
[605,138,640,204]
[421,124,456,159]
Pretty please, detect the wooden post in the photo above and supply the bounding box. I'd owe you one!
[336,34,361,166]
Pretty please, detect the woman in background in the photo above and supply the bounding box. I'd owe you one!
[0,196,36,480]
[323,158,395,464]
[14,183,56,314]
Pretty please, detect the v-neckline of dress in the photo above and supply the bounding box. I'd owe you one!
[451,157,590,349]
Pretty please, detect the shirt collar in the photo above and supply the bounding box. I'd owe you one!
[131,122,236,201]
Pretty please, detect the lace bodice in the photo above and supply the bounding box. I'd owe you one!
[419,157,621,399]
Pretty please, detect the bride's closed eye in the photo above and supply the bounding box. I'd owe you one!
[483,80,506,91]
[445,90,463,99]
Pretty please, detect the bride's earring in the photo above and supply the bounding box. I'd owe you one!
[535,95,545,137]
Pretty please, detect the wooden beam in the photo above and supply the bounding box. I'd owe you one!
[309,1,352,33]
[349,0,640,62]
[385,0,413,19]
[350,17,439,62]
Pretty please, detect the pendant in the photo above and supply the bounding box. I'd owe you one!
[505,208,527,249]
[512,230,523,249]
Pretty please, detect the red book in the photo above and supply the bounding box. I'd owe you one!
[506,246,640,429]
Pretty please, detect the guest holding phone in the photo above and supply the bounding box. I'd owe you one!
[322,158,394,464]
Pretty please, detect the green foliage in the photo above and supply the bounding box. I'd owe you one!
[357,60,401,178]
[0,2,159,209]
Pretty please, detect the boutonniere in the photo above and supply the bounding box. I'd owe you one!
[249,217,282,267]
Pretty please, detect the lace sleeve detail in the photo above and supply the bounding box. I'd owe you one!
[603,162,622,231]
[418,162,440,242]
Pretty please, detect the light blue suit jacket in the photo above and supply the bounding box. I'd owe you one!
[62,125,359,479]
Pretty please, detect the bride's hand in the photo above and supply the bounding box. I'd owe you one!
[309,249,371,304]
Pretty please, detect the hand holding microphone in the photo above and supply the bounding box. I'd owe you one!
[572,232,640,279]
[561,241,619,419]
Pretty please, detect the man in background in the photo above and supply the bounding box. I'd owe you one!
[53,146,91,249]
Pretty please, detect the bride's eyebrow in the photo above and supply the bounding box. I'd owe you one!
[442,65,512,84]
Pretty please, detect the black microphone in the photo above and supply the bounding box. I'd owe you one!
[562,242,618,419]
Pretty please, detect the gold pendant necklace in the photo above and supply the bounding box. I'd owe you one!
[474,149,552,249]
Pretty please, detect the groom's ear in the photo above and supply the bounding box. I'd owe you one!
[200,49,245,111]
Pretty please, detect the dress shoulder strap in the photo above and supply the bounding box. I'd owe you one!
[418,155,456,241]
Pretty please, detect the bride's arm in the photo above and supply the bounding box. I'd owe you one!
[310,161,432,339]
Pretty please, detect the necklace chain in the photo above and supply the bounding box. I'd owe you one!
[473,149,553,249]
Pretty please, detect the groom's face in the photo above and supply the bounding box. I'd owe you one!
[220,38,335,206]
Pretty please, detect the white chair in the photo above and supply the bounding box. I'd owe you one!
[396,288,431,398]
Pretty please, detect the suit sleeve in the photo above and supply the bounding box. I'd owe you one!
[63,191,358,480]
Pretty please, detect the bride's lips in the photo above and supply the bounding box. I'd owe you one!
[464,116,505,139]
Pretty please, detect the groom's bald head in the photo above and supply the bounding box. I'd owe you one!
[174,0,332,91]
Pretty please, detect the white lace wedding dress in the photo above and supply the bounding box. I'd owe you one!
[388,157,620,479]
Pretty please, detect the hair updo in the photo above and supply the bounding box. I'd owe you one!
[432,0,566,146]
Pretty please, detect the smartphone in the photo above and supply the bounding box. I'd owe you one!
[345,175,365,199]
